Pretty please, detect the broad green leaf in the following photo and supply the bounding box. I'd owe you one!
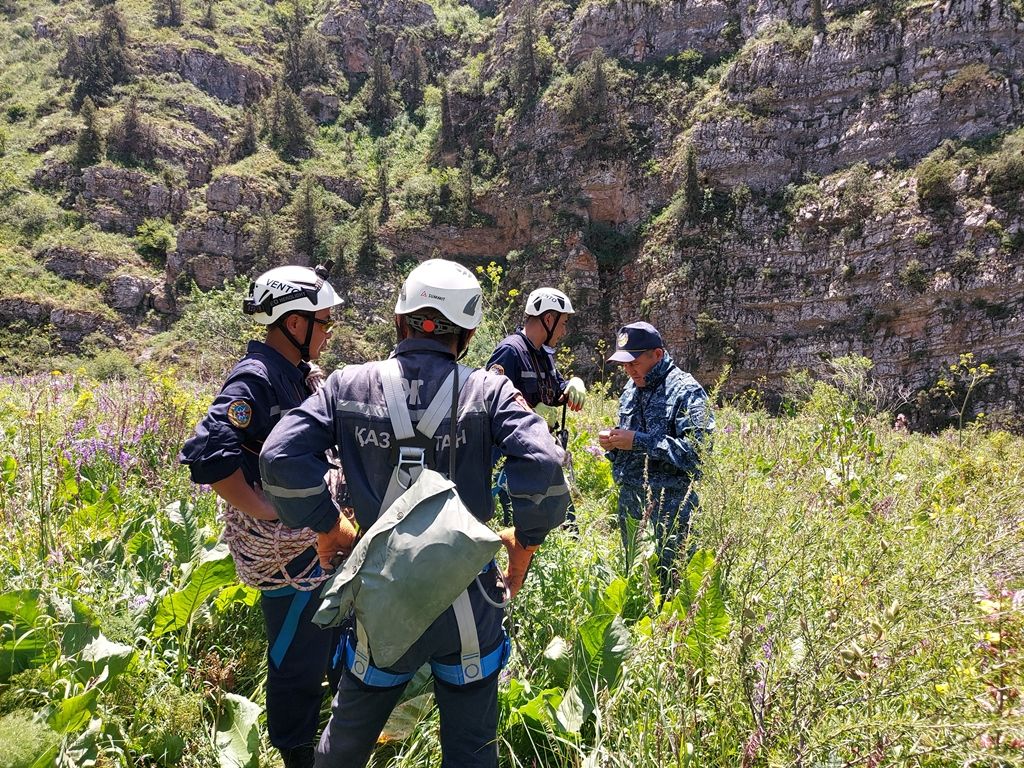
[53,459,79,507]
[126,527,163,584]
[600,578,627,617]
[380,693,435,742]
[1,454,16,485]
[213,584,261,612]
[152,548,236,636]
[73,634,135,684]
[665,549,730,667]
[574,615,631,717]
[0,590,54,681]
[165,500,203,566]
[60,717,102,766]
[542,636,572,688]
[58,599,100,658]
[501,677,531,710]
[215,693,261,768]
[29,744,60,768]
[77,484,120,523]
[555,686,585,733]
[145,730,186,765]
[517,688,563,731]
[577,614,613,663]
[46,685,100,734]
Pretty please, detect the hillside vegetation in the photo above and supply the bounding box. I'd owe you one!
[0,0,1022,422]
[0,359,1021,766]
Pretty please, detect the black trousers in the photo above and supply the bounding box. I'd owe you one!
[262,587,337,749]
[314,571,505,768]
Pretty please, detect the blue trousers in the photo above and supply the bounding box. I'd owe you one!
[315,570,505,768]
[262,585,338,750]
[617,483,695,593]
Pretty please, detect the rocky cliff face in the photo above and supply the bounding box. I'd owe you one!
[8,0,1022,423]
[695,0,1024,190]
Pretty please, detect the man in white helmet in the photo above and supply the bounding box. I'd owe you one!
[487,287,586,417]
[487,287,586,526]
[260,259,569,767]
[180,263,344,768]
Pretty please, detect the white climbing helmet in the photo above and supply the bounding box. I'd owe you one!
[524,287,574,316]
[394,259,482,330]
[243,264,342,325]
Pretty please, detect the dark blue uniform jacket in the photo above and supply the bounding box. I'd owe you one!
[180,340,313,487]
[486,330,566,408]
[179,340,318,577]
[260,338,568,547]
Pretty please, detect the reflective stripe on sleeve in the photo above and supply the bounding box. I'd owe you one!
[262,481,327,499]
[507,482,570,504]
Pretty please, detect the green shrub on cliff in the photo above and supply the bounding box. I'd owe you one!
[915,152,958,213]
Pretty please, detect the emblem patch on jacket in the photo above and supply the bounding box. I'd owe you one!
[227,400,253,428]
[489,363,505,376]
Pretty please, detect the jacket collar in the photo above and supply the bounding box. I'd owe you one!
[394,337,457,359]
[247,339,309,381]
[641,350,675,390]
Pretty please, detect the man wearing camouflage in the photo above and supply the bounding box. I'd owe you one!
[599,321,714,596]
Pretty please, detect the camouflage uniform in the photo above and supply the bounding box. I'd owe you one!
[606,350,714,591]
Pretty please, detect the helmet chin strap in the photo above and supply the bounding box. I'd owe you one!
[279,316,315,362]
[541,313,559,348]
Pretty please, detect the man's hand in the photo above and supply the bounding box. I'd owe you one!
[598,428,636,451]
[498,527,540,599]
[564,377,586,411]
[316,517,358,570]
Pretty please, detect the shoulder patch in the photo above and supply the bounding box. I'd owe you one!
[227,399,253,429]
[489,363,505,376]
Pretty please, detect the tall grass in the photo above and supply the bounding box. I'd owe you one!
[0,364,1021,767]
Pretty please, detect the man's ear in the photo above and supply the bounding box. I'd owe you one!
[653,347,666,362]
[288,313,310,335]
[395,315,408,341]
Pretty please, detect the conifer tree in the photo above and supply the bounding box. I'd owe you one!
[567,48,609,125]
[154,0,183,27]
[811,0,826,34]
[439,83,456,155]
[74,96,105,167]
[364,47,399,132]
[233,109,258,161]
[279,1,309,91]
[250,202,278,272]
[459,149,473,226]
[375,144,390,223]
[64,5,134,108]
[107,94,155,167]
[292,174,323,260]
[279,2,332,92]
[510,3,539,106]
[266,83,314,159]
[683,144,701,224]
[200,0,215,29]
[400,46,425,113]
[356,206,378,274]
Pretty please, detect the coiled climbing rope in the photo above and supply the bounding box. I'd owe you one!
[217,363,345,592]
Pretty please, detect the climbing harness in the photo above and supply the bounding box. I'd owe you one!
[316,358,507,676]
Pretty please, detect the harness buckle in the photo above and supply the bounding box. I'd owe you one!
[396,446,426,489]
